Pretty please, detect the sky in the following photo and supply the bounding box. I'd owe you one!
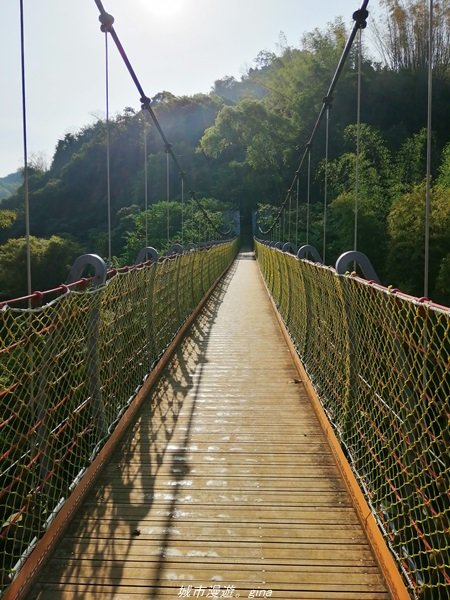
[0,0,381,177]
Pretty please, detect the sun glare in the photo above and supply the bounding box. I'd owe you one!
[144,0,188,20]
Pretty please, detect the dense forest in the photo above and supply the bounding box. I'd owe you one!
[1,0,450,303]
[0,172,21,201]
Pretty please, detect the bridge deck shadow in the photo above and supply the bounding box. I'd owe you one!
[28,253,390,600]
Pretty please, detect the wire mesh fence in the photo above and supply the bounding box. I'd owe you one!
[0,240,238,594]
[256,240,450,600]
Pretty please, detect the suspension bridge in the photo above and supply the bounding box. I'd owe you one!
[1,1,449,599]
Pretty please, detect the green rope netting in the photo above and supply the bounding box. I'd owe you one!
[256,241,450,600]
[0,240,238,593]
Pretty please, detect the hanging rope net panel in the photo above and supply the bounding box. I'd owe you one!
[256,241,450,600]
[0,240,238,592]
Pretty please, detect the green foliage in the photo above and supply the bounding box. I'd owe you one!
[212,75,267,104]
[374,0,450,73]
[1,12,450,303]
[0,236,82,301]
[437,141,450,188]
[0,210,16,230]
[200,99,291,174]
[0,171,22,201]
[435,254,450,301]
[256,204,279,232]
[121,198,232,265]
[387,183,450,298]
[324,124,394,272]
[1,96,223,254]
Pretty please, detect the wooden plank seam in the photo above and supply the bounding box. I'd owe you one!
[256,261,411,600]
[3,257,236,600]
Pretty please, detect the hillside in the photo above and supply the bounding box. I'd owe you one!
[0,171,21,201]
[1,8,450,303]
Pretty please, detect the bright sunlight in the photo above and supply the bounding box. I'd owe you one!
[143,0,188,20]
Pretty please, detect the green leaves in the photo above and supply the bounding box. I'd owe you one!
[200,99,292,174]
[120,198,232,265]
[0,236,82,301]
[0,210,16,231]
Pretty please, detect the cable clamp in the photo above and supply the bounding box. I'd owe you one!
[323,95,333,107]
[99,12,115,32]
[140,96,151,110]
[353,8,369,29]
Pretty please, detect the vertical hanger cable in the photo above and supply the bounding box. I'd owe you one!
[295,176,300,247]
[354,27,363,253]
[288,191,292,242]
[143,116,149,247]
[306,149,311,246]
[181,176,185,245]
[323,106,330,264]
[20,0,32,297]
[424,0,433,298]
[166,148,170,244]
[105,32,112,261]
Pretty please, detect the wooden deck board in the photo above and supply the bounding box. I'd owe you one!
[28,253,390,600]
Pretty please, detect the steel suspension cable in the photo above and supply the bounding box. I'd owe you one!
[166,148,170,244]
[258,0,369,239]
[105,31,112,261]
[323,105,330,264]
[354,27,363,253]
[295,175,300,246]
[143,115,149,247]
[93,0,231,239]
[306,148,311,245]
[19,0,37,502]
[288,191,292,242]
[190,195,195,242]
[181,175,185,244]
[19,0,31,297]
[424,0,433,298]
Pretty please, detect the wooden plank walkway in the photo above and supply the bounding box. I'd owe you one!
[28,253,390,600]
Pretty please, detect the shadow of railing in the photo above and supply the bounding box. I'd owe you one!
[40,261,238,598]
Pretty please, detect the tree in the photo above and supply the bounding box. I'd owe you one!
[326,124,394,272]
[393,128,428,193]
[212,76,241,103]
[373,0,450,73]
[437,140,450,187]
[261,18,350,130]
[0,210,16,230]
[0,236,82,301]
[387,182,450,299]
[120,199,232,265]
[199,99,292,174]
[0,171,22,201]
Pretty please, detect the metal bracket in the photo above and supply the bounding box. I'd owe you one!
[168,243,184,255]
[67,254,107,286]
[135,246,159,264]
[297,245,322,263]
[335,251,380,283]
[282,242,298,255]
